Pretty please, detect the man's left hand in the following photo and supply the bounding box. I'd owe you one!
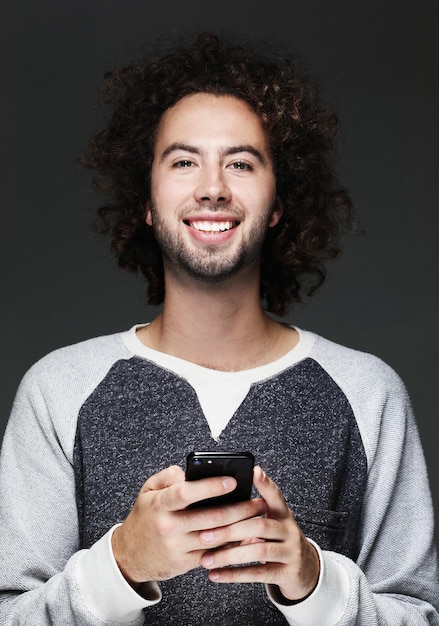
[200,465,320,602]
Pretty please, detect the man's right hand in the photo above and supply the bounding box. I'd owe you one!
[111,465,266,588]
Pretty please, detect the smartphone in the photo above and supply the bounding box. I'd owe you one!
[186,451,255,508]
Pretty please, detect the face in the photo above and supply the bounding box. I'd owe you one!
[146,92,282,284]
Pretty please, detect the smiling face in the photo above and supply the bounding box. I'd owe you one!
[146,92,282,284]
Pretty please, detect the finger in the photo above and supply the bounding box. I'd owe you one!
[204,542,320,600]
[161,475,238,512]
[253,466,290,519]
[207,562,280,585]
[199,508,277,548]
[201,534,286,570]
[193,498,268,541]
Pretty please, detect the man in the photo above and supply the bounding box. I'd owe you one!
[0,31,438,625]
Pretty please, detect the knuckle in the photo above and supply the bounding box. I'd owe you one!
[254,540,279,562]
[174,482,188,501]
[247,500,263,518]
[249,562,267,580]
[254,516,270,533]
[144,490,164,513]
[207,506,227,526]
[290,520,304,543]
[254,542,270,561]
[156,516,174,537]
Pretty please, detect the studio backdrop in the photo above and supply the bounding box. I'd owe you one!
[2,0,438,523]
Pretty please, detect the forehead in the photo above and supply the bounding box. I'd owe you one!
[154,92,270,152]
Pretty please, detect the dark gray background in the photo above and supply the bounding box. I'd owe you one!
[1,1,438,527]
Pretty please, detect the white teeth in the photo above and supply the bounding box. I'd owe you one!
[190,220,235,233]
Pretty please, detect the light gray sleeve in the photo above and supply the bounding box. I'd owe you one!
[300,336,439,625]
[0,337,152,625]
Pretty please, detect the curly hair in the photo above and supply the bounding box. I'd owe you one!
[80,31,355,316]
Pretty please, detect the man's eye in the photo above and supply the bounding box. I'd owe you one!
[175,159,194,168]
[230,161,251,170]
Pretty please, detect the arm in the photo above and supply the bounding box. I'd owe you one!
[0,368,153,625]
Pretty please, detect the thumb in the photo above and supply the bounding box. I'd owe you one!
[253,465,290,519]
[141,464,185,493]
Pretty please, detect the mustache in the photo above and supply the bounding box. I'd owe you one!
[151,202,234,213]
[182,202,233,212]
[179,203,245,220]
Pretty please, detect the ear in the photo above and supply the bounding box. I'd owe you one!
[268,197,283,227]
[145,200,153,226]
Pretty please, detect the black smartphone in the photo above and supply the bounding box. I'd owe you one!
[186,451,255,508]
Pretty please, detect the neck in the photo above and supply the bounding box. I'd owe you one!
[138,269,298,371]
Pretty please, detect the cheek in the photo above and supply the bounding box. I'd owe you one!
[150,177,190,214]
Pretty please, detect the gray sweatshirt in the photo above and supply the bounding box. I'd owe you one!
[0,326,438,625]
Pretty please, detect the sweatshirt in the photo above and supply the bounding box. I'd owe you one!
[0,325,438,625]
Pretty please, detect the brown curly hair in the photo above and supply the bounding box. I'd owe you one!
[80,31,355,316]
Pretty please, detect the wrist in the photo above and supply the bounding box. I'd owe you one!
[111,525,143,591]
[276,539,320,604]
[273,580,318,606]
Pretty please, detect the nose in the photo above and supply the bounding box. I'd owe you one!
[195,165,231,204]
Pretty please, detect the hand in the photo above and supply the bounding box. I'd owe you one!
[111,465,266,588]
[200,466,320,602]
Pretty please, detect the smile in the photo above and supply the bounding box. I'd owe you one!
[185,220,239,233]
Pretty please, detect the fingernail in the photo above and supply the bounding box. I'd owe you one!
[201,530,214,543]
[222,477,236,490]
[203,554,215,567]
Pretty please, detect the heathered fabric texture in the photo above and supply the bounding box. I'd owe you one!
[0,327,438,625]
[74,357,366,624]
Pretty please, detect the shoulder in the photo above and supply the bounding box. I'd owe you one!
[304,331,413,461]
[307,332,407,395]
[18,331,132,402]
[9,331,133,461]
[27,331,127,373]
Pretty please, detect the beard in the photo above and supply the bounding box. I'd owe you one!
[149,204,275,284]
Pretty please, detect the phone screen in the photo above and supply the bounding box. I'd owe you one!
[186,451,254,508]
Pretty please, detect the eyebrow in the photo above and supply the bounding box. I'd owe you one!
[159,142,268,165]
